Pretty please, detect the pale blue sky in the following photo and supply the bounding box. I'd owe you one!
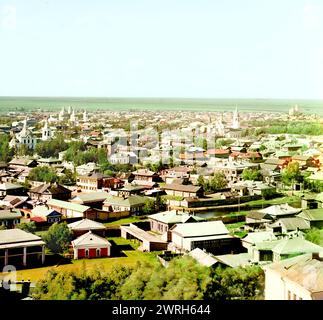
[1,0,323,98]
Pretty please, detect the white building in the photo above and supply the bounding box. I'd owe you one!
[83,110,88,122]
[170,221,235,253]
[264,253,323,300]
[109,151,138,164]
[70,108,76,123]
[232,106,240,129]
[58,107,65,121]
[41,119,53,141]
[12,118,37,150]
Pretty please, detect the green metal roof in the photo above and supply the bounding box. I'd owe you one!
[0,210,22,220]
[104,195,148,207]
[272,237,323,255]
[298,209,323,221]
[72,191,109,203]
[47,199,90,213]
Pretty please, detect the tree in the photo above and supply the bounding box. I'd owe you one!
[32,256,265,300]
[58,169,76,185]
[33,265,132,300]
[28,166,58,183]
[197,175,205,187]
[305,228,323,246]
[143,198,157,215]
[0,225,6,230]
[63,141,86,163]
[205,265,264,300]
[209,172,228,191]
[0,134,14,162]
[16,222,36,234]
[42,222,73,254]
[35,134,68,158]
[281,162,303,187]
[242,168,263,181]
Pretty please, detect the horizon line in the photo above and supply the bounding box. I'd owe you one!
[1,96,323,101]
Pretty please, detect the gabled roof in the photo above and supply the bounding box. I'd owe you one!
[131,180,157,187]
[264,158,286,165]
[264,253,323,293]
[2,195,29,207]
[71,191,109,204]
[259,203,302,217]
[9,158,36,166]
[270,217,310,231]
[0,182,24,190]
[272,237,323,255]
[72,231,111,248]
[0,229,42,245]
[68,218,106,231]
[148,210,204,224]
[47,199,90,213]
[0,209,22,220]
[188,248,218,267]
[29,183,71,195]
[242,231,277,245]
[104,195,148,207]
[246,211,272,221]
[132,169,158,176]
[298,209,323,222]
[78,172,107,179]
[214,252,252,268]
[31,206,61,218]
[171,221,229,238]
[161,184,202,193]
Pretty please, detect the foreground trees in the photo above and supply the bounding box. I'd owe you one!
[42,222,73,254]
[33,256,264,300]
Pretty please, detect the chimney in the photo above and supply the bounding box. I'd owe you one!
[312,252,323,261]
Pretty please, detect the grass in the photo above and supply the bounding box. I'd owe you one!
[245,195,301,207]
[225,210,249,218]
[1,237,161,283]
[226,221,246,231]
[226,222,248,238]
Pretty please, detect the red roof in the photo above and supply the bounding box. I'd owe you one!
[207,149,230,155]
[30,216,46,223]
[230,152,262,159]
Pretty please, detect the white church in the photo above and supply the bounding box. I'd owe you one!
[10,118,37,150]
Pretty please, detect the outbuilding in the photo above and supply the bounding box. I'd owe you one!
[71,231,111,259]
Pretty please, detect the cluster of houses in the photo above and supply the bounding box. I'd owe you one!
[0,107,323,300]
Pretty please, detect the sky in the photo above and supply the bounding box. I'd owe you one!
[1,0,323,98]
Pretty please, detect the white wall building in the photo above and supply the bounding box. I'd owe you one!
[264,253,323,300]
[41,119,53,141]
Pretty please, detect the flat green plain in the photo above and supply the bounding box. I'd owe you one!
[0,97,322,115]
